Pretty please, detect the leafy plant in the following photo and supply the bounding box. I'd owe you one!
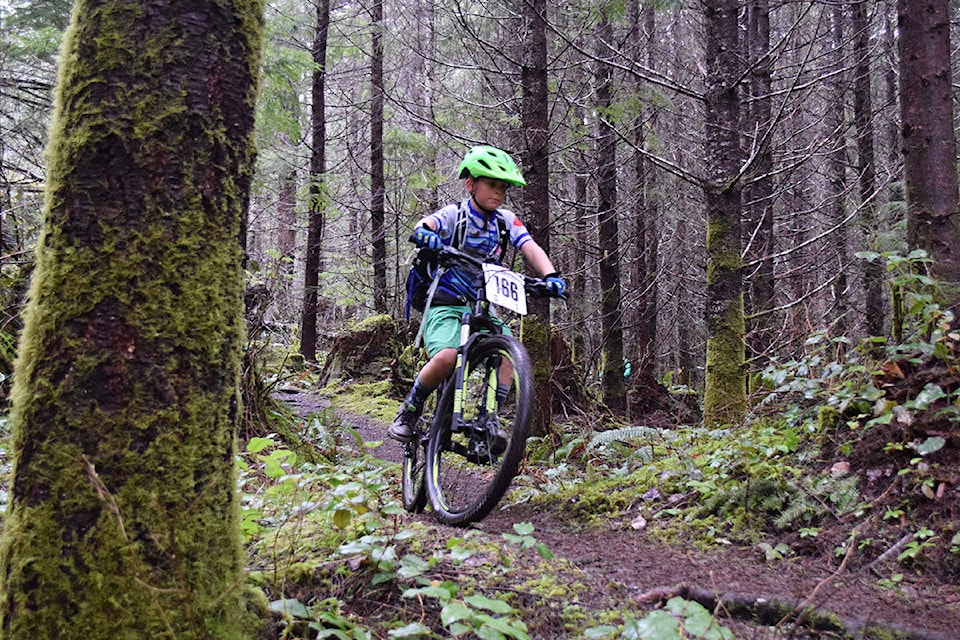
[584,597,734,639]
[400,582,530,639]
[501,522,554,560]
[270,596,374,639]
[898,528,937,563]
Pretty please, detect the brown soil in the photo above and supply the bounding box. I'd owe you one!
[276,389,960,639]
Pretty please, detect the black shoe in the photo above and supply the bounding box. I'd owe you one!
[486,415,509,455]
[389,401,422,441]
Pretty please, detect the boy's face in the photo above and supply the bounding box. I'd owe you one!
[468,176,509,211]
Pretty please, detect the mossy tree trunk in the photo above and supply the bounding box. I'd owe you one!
[0,1,265,638]
[595,8,625,411]
[702,0,746,427]
[520,0,554,437]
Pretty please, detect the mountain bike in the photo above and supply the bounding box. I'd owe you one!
[401,245,562,526]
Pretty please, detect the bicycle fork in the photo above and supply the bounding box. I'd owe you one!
[451,313,472,429]
[452,316,498,421]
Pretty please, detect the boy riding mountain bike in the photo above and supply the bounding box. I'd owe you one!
[389,144,566,442]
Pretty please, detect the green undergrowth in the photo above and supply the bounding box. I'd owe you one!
[505,252,960,577]
[238,417,739,639]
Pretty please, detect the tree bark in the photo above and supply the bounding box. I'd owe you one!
[520,0,554,436]
[0,1,265,637]
[301,0,331,362]
[702,0,746,427]
[629,0,659,377]
[595,8,625,410]
[279,165,297,277]
[370,0,387,313]
[853,0,884,337]
[743,0,774,366]
[898,0,960,311]
[826,3,849,335]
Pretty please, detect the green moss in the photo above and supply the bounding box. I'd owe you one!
[519,572,589,600]
[335,381,397,423]
[0,1,268,638]
[541,475,640,524]
[703,296,746,427]
[351,313,393,333]
[817,405,841,432]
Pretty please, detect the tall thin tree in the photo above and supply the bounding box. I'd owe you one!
[595,5,625,409]
[301,0,331,362]
[370,0,387,313]
[520,0,555,435]
[702,0,746,426]
[826,3,850,335]
[743,0,774,366]
[898,0,960,311]
[629,0,659,377]
[852,0,884,337]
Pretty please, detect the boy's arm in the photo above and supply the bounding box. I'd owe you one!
[520,240,558,277]
[417,216,437,231]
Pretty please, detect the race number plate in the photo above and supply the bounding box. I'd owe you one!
[483,264,527,315]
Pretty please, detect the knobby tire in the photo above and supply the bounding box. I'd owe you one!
[402,391,440,513]
[401,436,427,512]
[425,334,533,526]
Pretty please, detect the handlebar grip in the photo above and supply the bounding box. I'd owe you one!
[525,279,569,300]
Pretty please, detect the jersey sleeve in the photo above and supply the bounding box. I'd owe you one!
[426,203,461,244]
[498,209,533,248]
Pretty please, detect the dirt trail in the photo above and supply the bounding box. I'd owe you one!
[277,390,960,639]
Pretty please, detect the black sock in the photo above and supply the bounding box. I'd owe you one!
[496,383,510,404]
[407,376,434,408]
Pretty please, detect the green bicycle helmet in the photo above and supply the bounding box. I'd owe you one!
[457,145,527,186]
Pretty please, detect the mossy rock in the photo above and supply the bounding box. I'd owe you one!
[318,314,400,386]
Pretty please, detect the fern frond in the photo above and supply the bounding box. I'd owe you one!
[588,425,676,450]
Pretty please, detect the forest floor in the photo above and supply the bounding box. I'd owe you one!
[275,389,960,640]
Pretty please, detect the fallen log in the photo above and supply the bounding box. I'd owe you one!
[636,584,954,640]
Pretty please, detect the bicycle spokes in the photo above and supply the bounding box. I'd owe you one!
[426,335,533,526]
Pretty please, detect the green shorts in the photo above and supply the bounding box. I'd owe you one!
[422,304,513,357]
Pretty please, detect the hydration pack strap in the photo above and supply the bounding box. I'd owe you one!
[414,266,444,349]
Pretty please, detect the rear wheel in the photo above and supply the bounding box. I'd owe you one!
[401,391,439,513]
[401,437,427,512]
[426,334,533,526]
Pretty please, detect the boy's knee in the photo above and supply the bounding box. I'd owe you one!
[434,347,457,367]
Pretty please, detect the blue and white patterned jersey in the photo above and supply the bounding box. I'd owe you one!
[426,198,533,305]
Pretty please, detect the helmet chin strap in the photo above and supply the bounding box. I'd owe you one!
[470,194,497,217]
[466,181,497,217]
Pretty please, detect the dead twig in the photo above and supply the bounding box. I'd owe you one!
[777,529,858,629]
[866,532,914,575]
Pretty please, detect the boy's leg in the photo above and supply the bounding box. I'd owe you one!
[389,306,464,441]
[388,374,432,441]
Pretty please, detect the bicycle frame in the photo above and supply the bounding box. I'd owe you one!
[449,273,511,424]
[403,244,557,525]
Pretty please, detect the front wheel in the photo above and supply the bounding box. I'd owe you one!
[426,334,533,526]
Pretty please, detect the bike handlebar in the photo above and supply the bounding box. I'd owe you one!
[409,234,568,301]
